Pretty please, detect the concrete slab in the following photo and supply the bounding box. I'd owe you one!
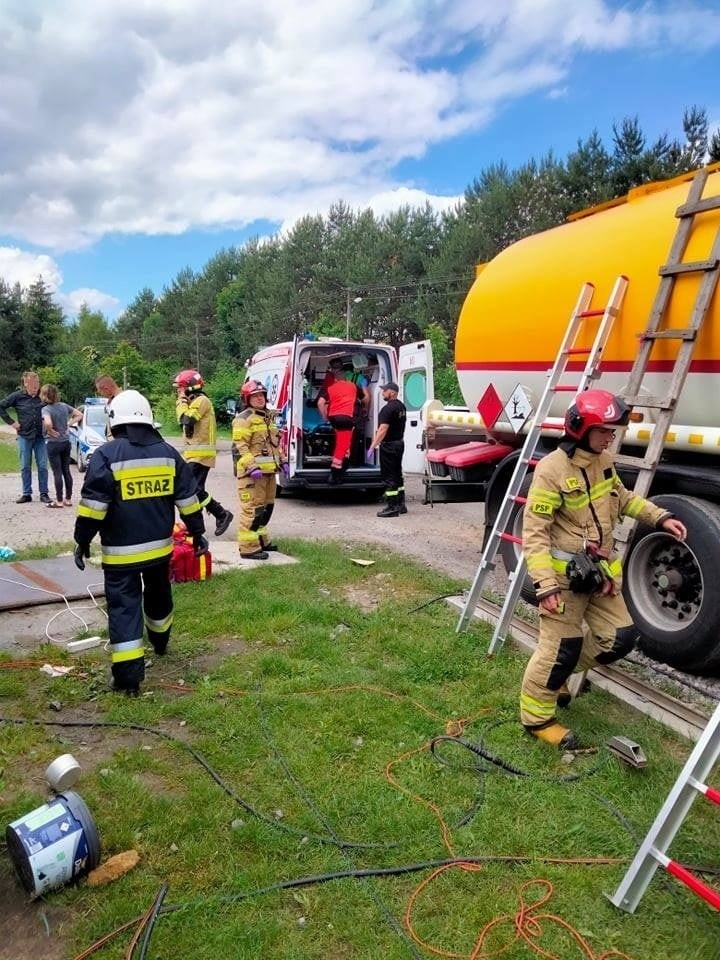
[210,541,298,572]
[0,556,105,611]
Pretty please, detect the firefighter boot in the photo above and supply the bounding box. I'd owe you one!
[241,548,269,560]
[525,720,584,751]
[207,499,233,537]
[259,536,278,552]
[328,467,343,485]
[377,494,400,518]
[398,489,408,515]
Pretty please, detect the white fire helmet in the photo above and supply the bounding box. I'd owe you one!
[107,390,154,429]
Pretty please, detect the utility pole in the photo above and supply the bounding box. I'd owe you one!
[122,366,128,389]
[345,290,363,340]
[195,322,200,370]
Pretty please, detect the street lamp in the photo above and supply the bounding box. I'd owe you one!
[345,291,363,339]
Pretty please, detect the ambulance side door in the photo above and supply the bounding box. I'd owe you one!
[398,340,434,474]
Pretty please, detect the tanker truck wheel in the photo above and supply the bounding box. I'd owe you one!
[623,494,720,675]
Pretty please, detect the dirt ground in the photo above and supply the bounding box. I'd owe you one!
[0,433,490,583]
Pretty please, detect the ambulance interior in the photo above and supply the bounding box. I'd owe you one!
[296,347,394,472]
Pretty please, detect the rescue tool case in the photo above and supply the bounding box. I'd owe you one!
[170,524,212,583]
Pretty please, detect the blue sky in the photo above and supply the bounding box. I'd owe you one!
[1,1,719,321]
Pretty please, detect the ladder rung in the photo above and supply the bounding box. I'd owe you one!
[499,532,522,545]
[639,328,697,341]
[552,385,579,392]
[653,850,720,911]
[564,346,592,355]
[577,308,606,318]
[689,776,720,806]
[512,495,527,505]
[659,258,719,276]
[539,421,564,430]
[614,453,650,471]
[622,395,675,409]
[526,458,540,467]
[676,195,720,216]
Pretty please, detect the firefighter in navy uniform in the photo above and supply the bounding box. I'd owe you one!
[73,391,207,696]
[173,369,233,537]
[367,381,407,517]
[232,380,287,559]
[521,390,687,749]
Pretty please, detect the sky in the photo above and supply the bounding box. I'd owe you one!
[1,0,720,321]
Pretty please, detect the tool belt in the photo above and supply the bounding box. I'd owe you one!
[551,546,619,596]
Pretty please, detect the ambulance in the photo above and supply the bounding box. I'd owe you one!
[239,336,433,492]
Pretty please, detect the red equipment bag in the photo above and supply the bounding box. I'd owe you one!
[170,523,212,583]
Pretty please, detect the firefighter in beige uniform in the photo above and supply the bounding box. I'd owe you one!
[521,390,687,749]
[232,380,287,560]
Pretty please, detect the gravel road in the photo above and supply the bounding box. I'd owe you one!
[0,432,489,584]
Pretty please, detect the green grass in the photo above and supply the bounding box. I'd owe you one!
[1,539,717,960]
[0,436,19,472]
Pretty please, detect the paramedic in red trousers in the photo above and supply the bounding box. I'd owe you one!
[73,390,207,696]
[367,381,407,517]
[521,389,687,749]
[232,380,287,560]
[173,369,233,537]
[317,360,359,484]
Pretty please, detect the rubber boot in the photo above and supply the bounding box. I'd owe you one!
[525,721,584,751]
[398,489,408,515]
[377,495,400,518]
[241,548,269,560]
[328,467,343,485]
[259,536,278,552]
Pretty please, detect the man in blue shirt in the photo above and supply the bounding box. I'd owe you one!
[0,370,50,503]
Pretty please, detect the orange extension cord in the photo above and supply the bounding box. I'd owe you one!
[0,668,632,960]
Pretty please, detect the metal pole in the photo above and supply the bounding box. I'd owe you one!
[195,322,200,370]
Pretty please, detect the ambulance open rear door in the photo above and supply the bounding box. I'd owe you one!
[398,340,433,474]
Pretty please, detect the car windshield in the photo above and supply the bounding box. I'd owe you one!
[85,405,108,429]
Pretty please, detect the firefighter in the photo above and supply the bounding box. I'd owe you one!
[173,369,233,537]
[317,362,359,484]
[232,380,287,559]
[73,390,207,696]
[521,389,687,749]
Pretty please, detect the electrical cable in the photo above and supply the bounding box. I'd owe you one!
[0,574,107,644]
[407,592,465,613]
[0,716,395,851]
[135,884,168,960]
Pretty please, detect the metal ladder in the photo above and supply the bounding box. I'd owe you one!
[610,166,720,537]
[609,700,720,913]
[456,276,629,641]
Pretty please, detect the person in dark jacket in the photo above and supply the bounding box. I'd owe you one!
[367,382,407,517]
[73,390,207,696]
[0,370,51,503]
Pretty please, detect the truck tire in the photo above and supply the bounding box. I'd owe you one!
[496,475,537,606]
[623,494,720,675]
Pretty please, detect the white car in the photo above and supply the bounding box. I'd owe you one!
[69,399,109,472]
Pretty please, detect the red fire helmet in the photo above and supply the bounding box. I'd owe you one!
[564,389,631,440]
[173,369,204,392]
[241,380,268,405]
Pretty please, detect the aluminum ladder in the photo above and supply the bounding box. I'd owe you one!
[609,699,720,913]
[610,166,720,528]
[456,276,629,642]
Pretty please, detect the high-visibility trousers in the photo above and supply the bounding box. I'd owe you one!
[519,583,638,729]
[236,474,277,554]
[104,559,173,690]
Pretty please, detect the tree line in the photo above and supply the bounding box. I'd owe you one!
[2,107,718,410]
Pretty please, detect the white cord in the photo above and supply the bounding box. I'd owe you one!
[0,575,107,644]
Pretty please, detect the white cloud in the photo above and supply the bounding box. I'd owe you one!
[58,287,121,316]
[0,1,719,250]
[0,246,62,290]
[0,245,119,317]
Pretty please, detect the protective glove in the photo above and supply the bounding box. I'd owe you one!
[193,534,209,557]
[281,462,290,476]
[249,468,263,479]
[365,448,376,464]
[74,542,91,570]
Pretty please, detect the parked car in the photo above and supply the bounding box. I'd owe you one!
[68,398,109,472]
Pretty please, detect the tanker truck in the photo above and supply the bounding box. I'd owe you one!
[422,164,720,675]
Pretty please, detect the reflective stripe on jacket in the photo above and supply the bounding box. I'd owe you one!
[232,408,283,476]
[523,446,670,598]
[176,392,217,467]
[74,434,205,570]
